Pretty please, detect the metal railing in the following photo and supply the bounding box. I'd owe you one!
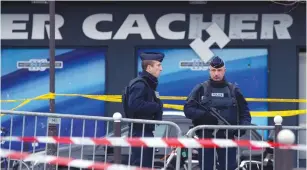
[185,116,306,170]
[1,110,305,170]
[0,110,183,170]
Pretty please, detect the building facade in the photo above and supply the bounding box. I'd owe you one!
[1,2,306,159]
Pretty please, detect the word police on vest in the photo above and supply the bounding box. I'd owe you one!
[211,93,224,97]
[1,13,293,40]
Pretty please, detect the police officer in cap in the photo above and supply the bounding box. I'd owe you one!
[128,52,164,168]
[184,56,251,170]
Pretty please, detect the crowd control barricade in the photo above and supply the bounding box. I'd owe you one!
[0,110,183,170]
[185,116,306,170]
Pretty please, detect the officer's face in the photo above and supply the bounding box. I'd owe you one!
[209,66,225,81]
[148,61,162,78]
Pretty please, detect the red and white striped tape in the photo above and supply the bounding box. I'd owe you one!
[0,136,305,151]
[0,149,156,170]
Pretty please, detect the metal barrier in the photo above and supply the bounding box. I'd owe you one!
[1,110,306,170]
[0,110,183,170]
[185,116,306,170]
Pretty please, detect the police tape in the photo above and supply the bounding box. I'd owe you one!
[0,136,305,151]
[9,93,56,111]
[1,93,306,117]
[1,93,306,103]
[0,149,154,170]
[163,104,306,117]
[161,96,307,103]
[3,93,121,112]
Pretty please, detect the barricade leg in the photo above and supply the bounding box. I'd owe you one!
[196,129,218,170]
[274,115,283,170]
[198,147,215,170]
[130,129,154,168]
[123,116,183,170]
[217,147,237,170]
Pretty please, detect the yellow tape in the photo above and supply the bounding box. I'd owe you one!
[1,93,306,117]
[250,110,306,117]
[55,94,122,102]
[0,97,53,103]
[245,98,307,103]
[0,93,55,116]
[163,104,307,117]
[163,104,184,110]
[160,96,187,100]
[11,93,55,111]
[1,94,306,103]
[1,99,34,103]
[160,96,307,103]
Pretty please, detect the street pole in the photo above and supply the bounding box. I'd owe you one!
[47,1,58,169]
[49,0,55,114]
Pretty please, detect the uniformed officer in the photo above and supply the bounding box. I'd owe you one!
[183,56,252,170]
[128,52,164,168]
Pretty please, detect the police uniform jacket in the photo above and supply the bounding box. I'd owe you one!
[128,71,163,131]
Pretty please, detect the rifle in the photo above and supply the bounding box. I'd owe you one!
[208,107,231,126]
[192,99,235,136]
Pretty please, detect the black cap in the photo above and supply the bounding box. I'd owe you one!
[140,52,164,62]
[210,56,225,68]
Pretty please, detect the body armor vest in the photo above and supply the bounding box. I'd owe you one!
[201,81,239,125]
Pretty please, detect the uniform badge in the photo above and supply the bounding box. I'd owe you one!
[155,91,160,98]
[201,96,205,100]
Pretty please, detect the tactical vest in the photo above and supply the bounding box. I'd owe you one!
[201,81,239,125]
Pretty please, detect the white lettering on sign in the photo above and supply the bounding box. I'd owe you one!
[31,14,64,39]
[82,14,113,40]
[1,14,64,40]
[1,13,293,40]
[2,14,29,39]
[261,14,293,39]
[113,14,155,40]
[156,13,186,40]
[229,14,258,39]
[211,93,224,97]
[188,14,225,39]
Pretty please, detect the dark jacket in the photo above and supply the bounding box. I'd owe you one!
[184,79,251,127]
[128,71,163,132]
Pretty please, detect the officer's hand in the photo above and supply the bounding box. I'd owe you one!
[157,99,163,110]
[155,110,163,121]
[217,119,225,125]
[154,99,163,121]
[201,110,220,125]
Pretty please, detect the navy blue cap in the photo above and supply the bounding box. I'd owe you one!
[140,52,164,62]
[210,56,225,68]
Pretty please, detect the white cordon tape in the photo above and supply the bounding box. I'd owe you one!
[0,149,156,170]
[0,136,306,151]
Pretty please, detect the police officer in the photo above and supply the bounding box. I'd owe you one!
[128,52,164,168]
[184,56,251,170]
